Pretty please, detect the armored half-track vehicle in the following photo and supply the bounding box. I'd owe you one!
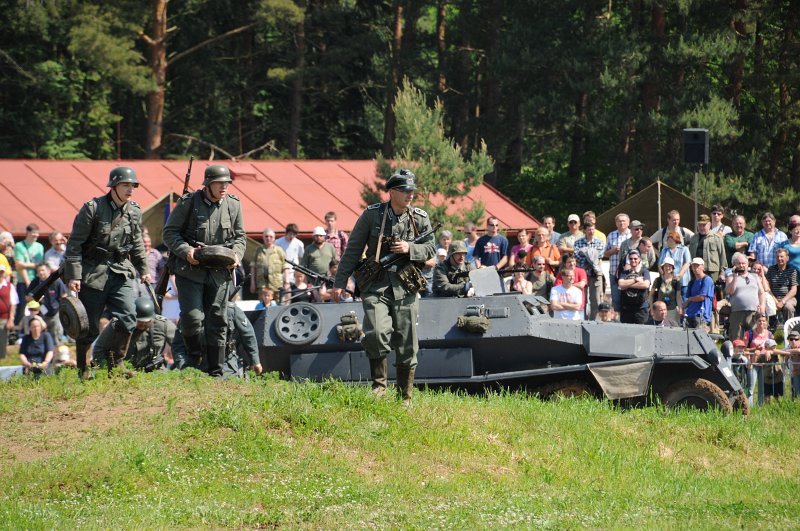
[254,291,748,414]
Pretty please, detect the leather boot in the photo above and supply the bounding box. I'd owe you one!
[396,365,416,407]
[369,357,388,398]
[207,345,227,378]
[108,330,135,379]
[76,342,93,381]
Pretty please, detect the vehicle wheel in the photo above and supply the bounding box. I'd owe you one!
[534,380,594,399]
[662,378,733,413]
[732,390,751,417]
[274,302,323,346]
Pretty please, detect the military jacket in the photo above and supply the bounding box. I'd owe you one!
[162,190,246,282]
[253,245,287,291]
[65,193,148,290]
[432,258,475,297]
[688,232,728,275]
[335,202,435,299]
[94,315,176,370]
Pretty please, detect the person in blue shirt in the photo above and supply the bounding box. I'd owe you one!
[473,217,509,269]
[683,257,715,330]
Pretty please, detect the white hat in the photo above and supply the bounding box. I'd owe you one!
[660,256,675,267]
[312,226,326,236]
[691,257,705,266]
[567,214,580,223]
[437,248,447,257]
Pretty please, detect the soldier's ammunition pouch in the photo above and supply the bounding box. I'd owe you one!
[336,312,363,342]
[354,259,382,289]
[456,315,490,334]
[397,263,427,295]
[90,246,130,264]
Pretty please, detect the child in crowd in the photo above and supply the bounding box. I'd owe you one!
[255,287,278,310]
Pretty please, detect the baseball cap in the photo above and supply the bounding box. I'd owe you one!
[764,338,777,348]
[437,248,447,258]
[691,257,705,266]
[26,300,41,310]
[312,226,326,236]
[598,302,611,311]
[732,339,746,347]
[630,220,644,228]
[660,256,675,267]
[627,249,641,257]
[567,214,580,223]
[788,330,800,340]
[698,214,711,224]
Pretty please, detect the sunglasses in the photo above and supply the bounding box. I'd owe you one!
[488,223,499,227]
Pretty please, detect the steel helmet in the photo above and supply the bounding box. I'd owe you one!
[203,164,233,186]
[134,297,155,322]
[107,166,139,188]
[385,168,417,191]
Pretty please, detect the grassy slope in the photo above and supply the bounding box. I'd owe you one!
[0,369,798,529]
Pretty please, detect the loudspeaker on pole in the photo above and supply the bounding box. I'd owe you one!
[683,128,709,165]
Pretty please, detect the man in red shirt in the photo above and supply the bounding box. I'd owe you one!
[0,266,19,359]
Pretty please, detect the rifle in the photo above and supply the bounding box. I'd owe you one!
[28,264,65,302]
[153,157,194,313]
[286,260,336,288]
[354,222,442,287]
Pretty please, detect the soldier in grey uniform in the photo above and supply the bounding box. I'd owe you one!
[332,169,435,405]
[65,167,151,379]
[162,164,246,377]
[93,297,175,372]
[432,240,476,297]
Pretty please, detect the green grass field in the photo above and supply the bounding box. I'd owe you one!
[1,368,798,529]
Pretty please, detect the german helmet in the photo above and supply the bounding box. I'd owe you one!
[203,164,233,186]
[385,169,417,191]
[134,297,155,322]
[106,166,139,188]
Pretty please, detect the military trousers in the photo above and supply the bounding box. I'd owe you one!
[361,289,419,367]
[76,271,136,350]
[175,270,231,374]
[223,305,260,377]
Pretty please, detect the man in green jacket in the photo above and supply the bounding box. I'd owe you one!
[65,167,151,379]
[332,169,435,406]
[162,164,246,377]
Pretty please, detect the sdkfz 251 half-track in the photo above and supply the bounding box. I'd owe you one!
[253,293,747,414]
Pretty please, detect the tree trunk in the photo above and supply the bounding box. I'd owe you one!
[639,2,665,176]
[144,0,168,160]
[767,16,794,184]
[729,0,748,109]
[791,130,800,191]
[478,0,502,184]
[567,92,589,182]
[436,0,447,96]
[382,0,404,157]
[288,2,307,158]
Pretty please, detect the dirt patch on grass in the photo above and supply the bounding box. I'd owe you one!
[0,386,196,463]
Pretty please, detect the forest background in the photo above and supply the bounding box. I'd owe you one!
[1,0,799,226]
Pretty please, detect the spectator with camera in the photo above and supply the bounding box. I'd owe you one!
[726,252,766,340]
[19,315,54,376]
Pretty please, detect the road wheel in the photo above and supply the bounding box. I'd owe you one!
[534,380,594,399]
[662,378,733,413]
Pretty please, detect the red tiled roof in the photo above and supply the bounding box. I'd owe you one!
[0,159,539,239]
